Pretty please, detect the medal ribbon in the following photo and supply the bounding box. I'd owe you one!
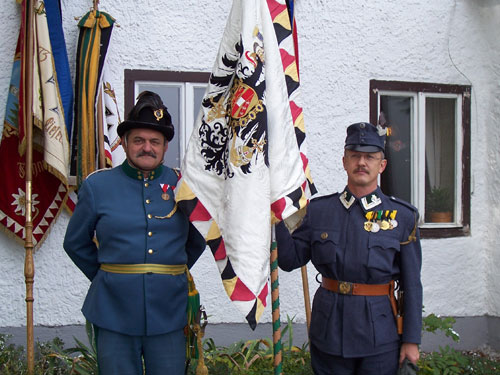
[160,183,171,193]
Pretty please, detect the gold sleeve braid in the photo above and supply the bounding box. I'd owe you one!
[400,212,417,245]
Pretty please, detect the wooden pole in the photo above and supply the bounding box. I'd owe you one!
[300,266,311,333]
[23,0,35,373]
[270,227,283,375]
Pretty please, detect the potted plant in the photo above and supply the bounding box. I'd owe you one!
[426,186,453,222]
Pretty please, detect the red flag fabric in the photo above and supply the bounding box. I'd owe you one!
[0,0,70,249]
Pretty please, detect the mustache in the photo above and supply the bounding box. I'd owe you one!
[136,151,157,158]
[354,168,368,173]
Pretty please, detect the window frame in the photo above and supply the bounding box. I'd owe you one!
[369,80,471,239]
[124,69,211,165]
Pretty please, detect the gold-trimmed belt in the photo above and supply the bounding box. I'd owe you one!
[100,263,187,275]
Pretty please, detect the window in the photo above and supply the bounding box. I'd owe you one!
[124,70,210,169]
[369,80,471,238]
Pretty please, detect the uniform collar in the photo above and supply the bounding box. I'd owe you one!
[339,186,383,211]
[121,161,164,181]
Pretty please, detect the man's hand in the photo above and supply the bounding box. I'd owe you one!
[399,342,419,366]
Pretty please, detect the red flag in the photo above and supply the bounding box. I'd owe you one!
[0,0,70,249]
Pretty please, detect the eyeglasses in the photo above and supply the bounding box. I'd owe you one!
[345,153,383,163]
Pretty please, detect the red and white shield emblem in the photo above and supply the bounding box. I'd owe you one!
[231,84,258,119]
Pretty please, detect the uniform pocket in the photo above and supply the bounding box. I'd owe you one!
[309,288,335,341]
[311,230,339,265]
[367,235,400,277]
[369,297,399,346]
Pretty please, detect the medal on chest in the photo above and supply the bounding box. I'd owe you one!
[364,210,398,232]
[155,183,178,219]
[160,184,171,200]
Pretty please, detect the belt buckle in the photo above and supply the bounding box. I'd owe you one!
[338,281,353,295]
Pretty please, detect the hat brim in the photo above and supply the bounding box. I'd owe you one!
[345,144,384,153]
[117,120,174,142]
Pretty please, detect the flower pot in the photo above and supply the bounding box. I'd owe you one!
[429,211,452,223]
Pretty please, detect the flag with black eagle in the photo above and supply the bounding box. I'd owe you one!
[175,0,316,328]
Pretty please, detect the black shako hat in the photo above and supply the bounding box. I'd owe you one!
[344,122,386,153]
[117,91,174,141]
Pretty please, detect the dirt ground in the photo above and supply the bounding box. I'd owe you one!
[463,345,500,361]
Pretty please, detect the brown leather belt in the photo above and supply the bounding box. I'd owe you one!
[322,276,403,334]
[321,277,391,296]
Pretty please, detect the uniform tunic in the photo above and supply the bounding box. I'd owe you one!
[276,187,422,358]
[64,162,206,337]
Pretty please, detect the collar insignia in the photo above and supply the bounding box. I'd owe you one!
[154,109,163,122]
[339,190,355,209]
[361,193,382,210]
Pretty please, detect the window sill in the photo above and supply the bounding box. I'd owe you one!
[420,225,470,239]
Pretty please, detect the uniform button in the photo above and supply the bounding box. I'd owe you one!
[147,214,152,219]
[148,249,154,254]
[321,232,328,239]
[148,231,153,237]
[146,199,151,204]
[144,182,149,188]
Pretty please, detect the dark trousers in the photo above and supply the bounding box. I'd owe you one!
[96,326,186,375]
[310,343,399,375]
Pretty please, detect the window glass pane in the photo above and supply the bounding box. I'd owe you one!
[380,95,412,203]
[194,87,206,121]
[136,83,181,169]
[424,98,456,223]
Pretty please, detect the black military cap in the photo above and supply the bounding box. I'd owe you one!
[344,122,386,153]
[117,91,174,141]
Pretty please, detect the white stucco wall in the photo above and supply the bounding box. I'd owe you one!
[1,0,499,329]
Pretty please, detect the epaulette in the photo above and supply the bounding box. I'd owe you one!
[172,167,181,178]
[389,195,418,212]
[85,167,112,180]
[311,192,338,202]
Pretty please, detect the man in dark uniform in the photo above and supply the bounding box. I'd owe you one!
[276,122,422,375]
[64,91,206,374]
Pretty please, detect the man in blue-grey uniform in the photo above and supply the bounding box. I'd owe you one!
[276,122,422,375]
[64,91,206,374]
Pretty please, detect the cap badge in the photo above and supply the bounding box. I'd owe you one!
[154,109,164,122]
[376,124,387,136]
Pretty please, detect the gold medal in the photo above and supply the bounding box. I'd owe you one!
[380,220,390,231]
[364,221,373,232]
[162,193,170,201]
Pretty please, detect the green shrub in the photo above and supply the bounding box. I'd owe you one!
[187,315,313,374]
[0,333,69,374]
[1,314,499,374]
[419,345,499,374]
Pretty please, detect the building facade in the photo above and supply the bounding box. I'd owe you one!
[1,0,499,350]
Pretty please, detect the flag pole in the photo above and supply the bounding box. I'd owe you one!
[23,0,35,373]
[300,266,311,333]
[96,90,106,169]
[270,226,283,375]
